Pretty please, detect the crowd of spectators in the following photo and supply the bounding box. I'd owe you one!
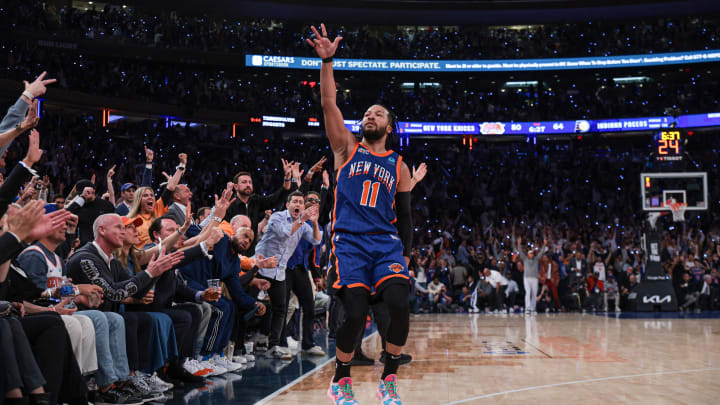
[0,76,332,405]
[3,2,720,122]
[4,1,720,59]
[4,100,720,318]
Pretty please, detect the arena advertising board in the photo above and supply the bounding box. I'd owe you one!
[675,112,720,128]
[390,116,673,135]
[252,115,677,135]
[246,50,720,72]
[251,113,720,136]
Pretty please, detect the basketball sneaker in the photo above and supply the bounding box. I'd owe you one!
[376,374,401,405]
[327,377,359,405]
[142,371,173,392]
[266,345,293,360]
[303,345,326,356]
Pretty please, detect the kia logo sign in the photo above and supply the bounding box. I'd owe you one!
[642,295,672,304]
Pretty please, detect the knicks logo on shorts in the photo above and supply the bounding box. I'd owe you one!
[389,263,404,273]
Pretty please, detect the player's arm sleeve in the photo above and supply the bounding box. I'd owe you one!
[395,191,412,257]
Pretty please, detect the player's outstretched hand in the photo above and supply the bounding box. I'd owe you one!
[306,23,342,59]
[409,162,427,191]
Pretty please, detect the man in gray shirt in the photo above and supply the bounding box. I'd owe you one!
[254,191,322,358]
[514,236,548,314]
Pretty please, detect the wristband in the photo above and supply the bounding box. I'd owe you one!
[322,57,333,64]
[49,306,56,312]
[176,163,186,171]
[284,178,291,182]
[321,185,329,191]
[22,90,34,100]
[212,216,223,223]
[292,177,300,183]
[177,228,184,236]
[73,285,80,296]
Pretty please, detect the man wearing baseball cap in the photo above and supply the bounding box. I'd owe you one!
[115,183,137,216]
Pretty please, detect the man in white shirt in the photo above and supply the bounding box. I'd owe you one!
[483,268,509,312]
[426,276,445,304]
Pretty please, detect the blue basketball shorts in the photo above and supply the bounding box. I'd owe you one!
[327,232,409,294]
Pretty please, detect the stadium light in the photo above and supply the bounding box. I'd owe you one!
[503,81,539,88]
[612,76,651,84]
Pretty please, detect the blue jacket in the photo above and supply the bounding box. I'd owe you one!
[179,236,256,310]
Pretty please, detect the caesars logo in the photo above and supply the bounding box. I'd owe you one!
[389,263,405,274]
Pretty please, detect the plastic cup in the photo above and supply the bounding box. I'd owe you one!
[208,279,221,292]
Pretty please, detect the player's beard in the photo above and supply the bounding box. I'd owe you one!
[361,124,387,142]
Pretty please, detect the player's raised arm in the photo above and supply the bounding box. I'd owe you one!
[306,24,356,164]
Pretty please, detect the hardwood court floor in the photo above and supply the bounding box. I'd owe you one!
[264,313,720,404]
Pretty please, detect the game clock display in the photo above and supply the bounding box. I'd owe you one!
[655,130,683,161]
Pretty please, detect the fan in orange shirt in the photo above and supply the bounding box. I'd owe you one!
[128,152,187,248]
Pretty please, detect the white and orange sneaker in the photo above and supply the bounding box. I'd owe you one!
[184,359,212,377]
[376,374,401,405]
[328,377,359,405]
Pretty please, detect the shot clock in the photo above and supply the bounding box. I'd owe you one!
[654,129,683,162]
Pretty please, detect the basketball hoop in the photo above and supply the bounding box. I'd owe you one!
[667,200,687,222]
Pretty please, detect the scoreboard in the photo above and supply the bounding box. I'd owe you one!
[654,130,683,162]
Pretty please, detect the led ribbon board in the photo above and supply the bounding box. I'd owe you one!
[246,50,720,72]
[344,116,674,135]
[249,114,718,135]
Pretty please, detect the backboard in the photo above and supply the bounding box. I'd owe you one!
[640,172,708,212]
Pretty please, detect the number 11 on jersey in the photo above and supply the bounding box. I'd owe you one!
[360,180,380,208]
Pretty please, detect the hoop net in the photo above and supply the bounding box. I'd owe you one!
[666,200,687,222]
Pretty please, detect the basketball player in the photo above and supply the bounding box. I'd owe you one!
[307,24,413,405]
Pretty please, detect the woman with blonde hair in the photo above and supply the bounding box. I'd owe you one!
[128,153,186,248]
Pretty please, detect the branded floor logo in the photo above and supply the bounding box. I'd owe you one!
[481,341,529,355]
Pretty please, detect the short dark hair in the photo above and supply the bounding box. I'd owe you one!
[304,191,320,199]
[197,206,210,218]
[233,171,252,184]
[287,191,304,203]
[148,215,174,243]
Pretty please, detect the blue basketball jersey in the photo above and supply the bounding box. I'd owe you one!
[332,143,402,234]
